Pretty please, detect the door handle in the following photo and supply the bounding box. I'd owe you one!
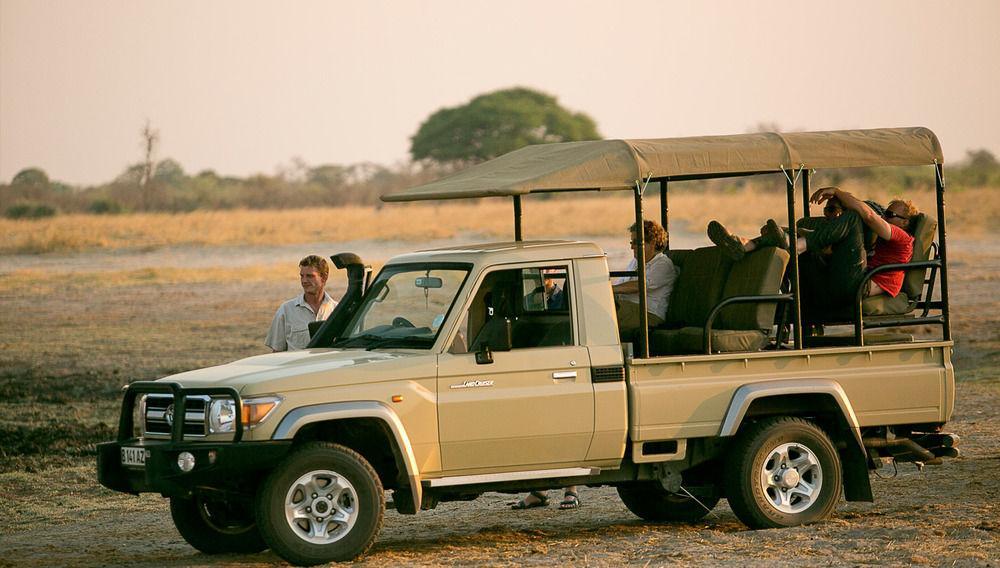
[552,371,577,379]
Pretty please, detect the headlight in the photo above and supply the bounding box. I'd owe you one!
[208,396,282,433]
[208,399,237,433]
[136,394,148,436]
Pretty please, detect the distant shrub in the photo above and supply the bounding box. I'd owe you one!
[5,202,57,219]
[88,199,123,215]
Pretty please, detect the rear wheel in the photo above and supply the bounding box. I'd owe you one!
[618,482,720,522]
[169,494,266,554]
[256,442,384,566]
[724,416,842,529]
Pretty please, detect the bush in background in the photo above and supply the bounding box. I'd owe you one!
[5,201,57,219]
[87,199,124,215]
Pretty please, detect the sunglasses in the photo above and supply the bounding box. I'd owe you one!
[883,210,908,221]
[823,205,842,212]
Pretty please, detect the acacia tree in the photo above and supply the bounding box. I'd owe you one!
[410,87,601,165]
[11,167,50,188]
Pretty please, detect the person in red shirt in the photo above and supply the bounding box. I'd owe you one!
[809,187,916,298]
[707,187,917,319]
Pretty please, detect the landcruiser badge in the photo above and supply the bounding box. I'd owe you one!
[450,380,495,389]
[164,404,174,427]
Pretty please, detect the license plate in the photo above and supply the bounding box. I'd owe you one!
[121,447,147,467]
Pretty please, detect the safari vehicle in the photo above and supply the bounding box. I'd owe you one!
[98,127,959,566]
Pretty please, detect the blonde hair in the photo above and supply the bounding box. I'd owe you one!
[299,255,330,280]
[887,198,919,218]
[629,219,668,250]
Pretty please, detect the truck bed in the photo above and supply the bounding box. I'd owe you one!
[626,340,955,442]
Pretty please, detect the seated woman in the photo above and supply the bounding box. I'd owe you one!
[612,220,679,341]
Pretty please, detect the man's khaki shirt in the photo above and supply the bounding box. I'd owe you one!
[265,292,337,351]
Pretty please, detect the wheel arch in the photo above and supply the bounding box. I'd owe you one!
[271,401,422,514]
[719,379,873,502]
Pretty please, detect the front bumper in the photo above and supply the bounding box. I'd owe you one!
[97,438,292,496]
[97,381,292,497]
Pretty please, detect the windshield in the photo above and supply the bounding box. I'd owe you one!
[334,264,470,350]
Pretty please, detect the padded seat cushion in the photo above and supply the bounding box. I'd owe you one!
[650,327,769,355]
[718,247,790,330]
[665,247,733,328]
[815,291,913,321]
[862,291,912,316]
[902,213,937,299]
[805,331,914,348]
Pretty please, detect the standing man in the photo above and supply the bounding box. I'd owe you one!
[265,255,338,351]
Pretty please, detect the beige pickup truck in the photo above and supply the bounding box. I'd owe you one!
[98,127,959,566]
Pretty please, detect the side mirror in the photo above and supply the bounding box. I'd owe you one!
[475,344,493,365]
[474,318,512,364]
[308,320,324,338]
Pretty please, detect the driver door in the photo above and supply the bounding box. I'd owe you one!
[436,265,594,472]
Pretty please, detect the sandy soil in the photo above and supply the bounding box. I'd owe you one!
[0,378,997,568]
[0,235,997,566]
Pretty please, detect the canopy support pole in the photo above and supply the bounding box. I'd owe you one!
[784,172,804,349]
[659,180,669,248]
[801,169,812,218]
[513,196,522,241]
[633,184,649,358]
[935,162,951,341]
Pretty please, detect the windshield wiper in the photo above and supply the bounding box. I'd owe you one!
[364,336,434,351]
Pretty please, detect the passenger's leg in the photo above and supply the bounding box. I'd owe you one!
[616,300,641,343]
[805,211,867,304]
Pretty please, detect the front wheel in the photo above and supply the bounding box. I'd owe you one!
[169,494,266,554]
[256,442,384,566]
[724,416,842,529]
[617,482,720,522]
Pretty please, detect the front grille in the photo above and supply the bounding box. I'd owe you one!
[144,394,209,437]
[592,365,626,383]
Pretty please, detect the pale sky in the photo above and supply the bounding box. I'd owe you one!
[2,0,998,185]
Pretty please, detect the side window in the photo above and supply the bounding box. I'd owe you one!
[452,266,572,354]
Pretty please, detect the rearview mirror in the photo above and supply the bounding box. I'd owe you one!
[415,276,443,289]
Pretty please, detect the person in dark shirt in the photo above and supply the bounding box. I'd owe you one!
[708,187,916,317]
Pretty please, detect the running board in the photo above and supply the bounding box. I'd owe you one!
[424,467,601,488]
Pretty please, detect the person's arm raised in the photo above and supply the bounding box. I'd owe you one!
[810,186,892,240]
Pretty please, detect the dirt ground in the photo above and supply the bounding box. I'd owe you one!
[0,235,997,566]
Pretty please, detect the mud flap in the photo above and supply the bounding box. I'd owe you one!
[841,444,874,502]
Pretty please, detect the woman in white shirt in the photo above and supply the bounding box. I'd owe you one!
[612,220,679,340]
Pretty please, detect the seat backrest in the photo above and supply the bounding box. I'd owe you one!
[717,246,790,330]
[902,213,937,300]
[665,246,733,327]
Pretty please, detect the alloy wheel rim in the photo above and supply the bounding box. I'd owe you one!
[283,469,359,544]
[758,442,823,514]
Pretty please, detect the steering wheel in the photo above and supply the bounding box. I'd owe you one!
[391,316,415,328]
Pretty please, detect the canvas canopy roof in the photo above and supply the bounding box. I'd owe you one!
[382,127,942,202]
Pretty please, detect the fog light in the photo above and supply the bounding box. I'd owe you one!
[177,451,196,472]
[208,450,217,464]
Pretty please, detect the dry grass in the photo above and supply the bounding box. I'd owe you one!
[2,187,995,255]
[0,265,290,295]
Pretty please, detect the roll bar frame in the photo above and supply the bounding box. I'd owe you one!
[509,164,951,356]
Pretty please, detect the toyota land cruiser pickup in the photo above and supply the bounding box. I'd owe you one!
[98,127,959,566]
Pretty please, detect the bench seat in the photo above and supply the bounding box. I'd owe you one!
[648,244,789,355]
